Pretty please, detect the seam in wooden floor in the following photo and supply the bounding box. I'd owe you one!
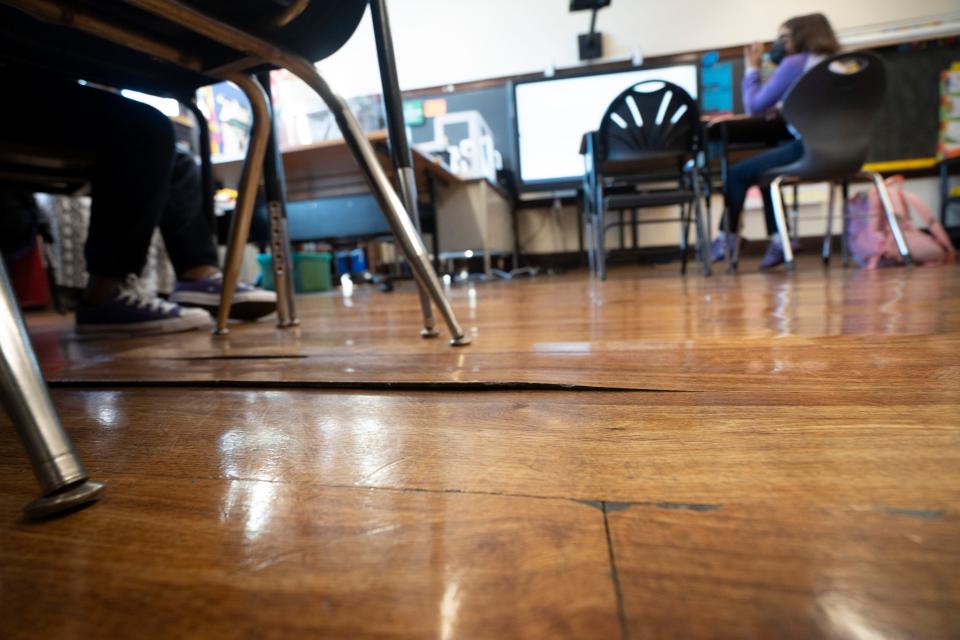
[602,501,631,640]
[88,467,724,515]
[47,379,695,392]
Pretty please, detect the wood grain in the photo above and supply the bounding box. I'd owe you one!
[29,259,960,392]
[608,503,960,639]
[3,260,959,637]
[0,475,617,639]
[2,388,957,507]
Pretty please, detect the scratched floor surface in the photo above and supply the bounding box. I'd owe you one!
[1,259,958,638]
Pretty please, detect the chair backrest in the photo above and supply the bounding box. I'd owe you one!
[778,51,886,180]
[598,80,700,164]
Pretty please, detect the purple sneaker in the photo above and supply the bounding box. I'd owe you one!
[76,274,212,336]
[759,237,800,270]
[710,233,738,263]
[171,273,276,321]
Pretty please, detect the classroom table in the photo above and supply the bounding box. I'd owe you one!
[214,131,516,273]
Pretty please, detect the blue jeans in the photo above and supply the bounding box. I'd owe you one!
[723,139,804,236]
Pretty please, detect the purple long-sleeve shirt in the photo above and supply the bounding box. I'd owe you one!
[742,53,814,115]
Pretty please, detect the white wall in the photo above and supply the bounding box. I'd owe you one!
[320,0,960,96]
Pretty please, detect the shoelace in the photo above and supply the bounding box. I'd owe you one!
[116,274,178,314]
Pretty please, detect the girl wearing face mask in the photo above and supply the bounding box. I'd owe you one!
[712,13,841,269]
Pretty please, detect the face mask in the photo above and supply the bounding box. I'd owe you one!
[769,37,788,65]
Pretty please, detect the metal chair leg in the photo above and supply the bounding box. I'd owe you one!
[723,205,738,274]
[285,64,469,344]
[595,183,606,280]
[214,73,272,335]
[790,183,800,245]
[585,212,596,275]
[841,180,850,268]
[371,0,437,339]
[769,176,795,271]
[691,169,712,277]
[863,171,913,266]
[123,0,473,343]
[268,201,294,327]
[0,260,104,519]
[680,202,690,275]
[823,181,836,265]
[258,72,298,328]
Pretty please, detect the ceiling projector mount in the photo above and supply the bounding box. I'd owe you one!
[570,0,612,61]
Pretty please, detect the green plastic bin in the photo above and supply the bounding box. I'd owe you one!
[256,252,333,293]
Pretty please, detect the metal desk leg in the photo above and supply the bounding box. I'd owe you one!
[213,73,272,335]
[257,72,298,328]
[769,176,795,271]
[125,0,470,345]
[0,260,104,519]
[371,0,438,339]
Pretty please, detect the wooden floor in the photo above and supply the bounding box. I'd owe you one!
[2,258,959,638]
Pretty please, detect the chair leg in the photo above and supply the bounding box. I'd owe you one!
[258,72,298,328]
[268,201,295,326]
[841,180,850,268]
[863,171,913,266]
[371,0,437,338]
[723,205,738,273]
[790,183,800,245]
[595,184,606,280]
[0,260,104,519]
[127,0,470,344]
[214,74,272,335]
[680,202,690,275]
[822,182,836,265]
[281,60,470,344]
[584,216,593,274]
[691,171,712,277]
[769,176,795,271]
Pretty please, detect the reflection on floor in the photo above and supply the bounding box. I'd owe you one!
[2,257,959,638]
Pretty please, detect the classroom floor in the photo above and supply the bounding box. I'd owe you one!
[2,257,959,638]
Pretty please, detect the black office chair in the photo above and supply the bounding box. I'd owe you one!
[762,51,912,270]
[581,80,712,280]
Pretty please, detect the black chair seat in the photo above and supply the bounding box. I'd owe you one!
[0,1,367,96]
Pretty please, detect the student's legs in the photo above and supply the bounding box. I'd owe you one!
[81,91,176,281]
[0,75,174,283]
[722,140,805,234]
[160,149,219,279]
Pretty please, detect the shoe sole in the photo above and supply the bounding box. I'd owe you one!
[76,314,212,337]
[171,292,277,321]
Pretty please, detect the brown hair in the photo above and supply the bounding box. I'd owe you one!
[783,13,841,55]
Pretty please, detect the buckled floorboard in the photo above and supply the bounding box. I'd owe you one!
[2,258,958,638]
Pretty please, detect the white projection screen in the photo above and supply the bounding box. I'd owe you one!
[514,64,699,189]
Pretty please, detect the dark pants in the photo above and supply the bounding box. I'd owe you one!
[723,139,804,236]
[0,74,217,279]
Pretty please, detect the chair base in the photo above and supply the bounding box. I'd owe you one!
[23,479,105,520]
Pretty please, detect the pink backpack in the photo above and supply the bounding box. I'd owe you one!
[848,175,956,268]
